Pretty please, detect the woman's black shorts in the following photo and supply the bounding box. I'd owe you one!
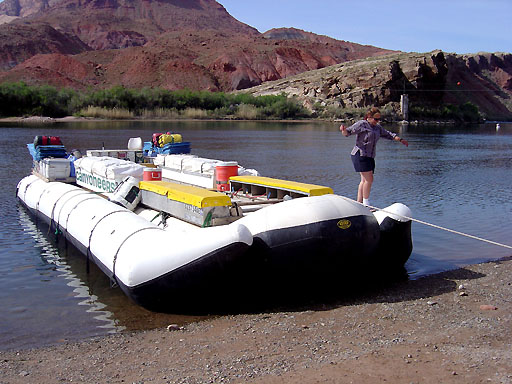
[351,152,375,173]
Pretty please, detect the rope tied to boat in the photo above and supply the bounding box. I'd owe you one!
[340,196,512,250]
[87,209,130,265]
[48,189,90,237]
[62,196,103,238]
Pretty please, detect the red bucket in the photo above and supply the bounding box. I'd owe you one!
[216,161,238,192]
[143,168,162,181]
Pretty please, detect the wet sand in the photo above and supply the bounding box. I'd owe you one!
[1,256,511,384]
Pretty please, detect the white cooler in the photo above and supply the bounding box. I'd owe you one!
[39,158,72,181]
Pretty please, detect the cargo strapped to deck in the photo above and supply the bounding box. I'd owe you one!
[139,181,231,208]
[139,181,237,227]
[229,176,333,198]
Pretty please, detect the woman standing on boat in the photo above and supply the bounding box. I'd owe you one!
[340,107,408,207]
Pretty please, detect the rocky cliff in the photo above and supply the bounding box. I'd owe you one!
[0,0,393,90]
[1,0,510,120]
[238,51,512,120]
[0,0,259,49]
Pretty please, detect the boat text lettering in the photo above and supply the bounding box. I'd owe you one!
[75,169,118,193]
[337,219,351,230]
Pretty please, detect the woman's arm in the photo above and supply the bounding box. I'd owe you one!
[393,135,409,147]
[340,120,365,136]
[380,126,409,147]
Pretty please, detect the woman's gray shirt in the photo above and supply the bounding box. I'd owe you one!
[345,120,397,158]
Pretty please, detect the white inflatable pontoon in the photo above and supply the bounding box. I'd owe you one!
[17,140,413,311]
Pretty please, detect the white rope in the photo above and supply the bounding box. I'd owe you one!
[340,196,512,250]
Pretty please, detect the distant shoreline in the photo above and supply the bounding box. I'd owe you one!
[0,116,92,123]
[1,115,497,126]
[0,116,315,123]
[0,115,338,125]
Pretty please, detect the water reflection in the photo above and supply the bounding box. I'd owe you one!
[1,121,511,350]
[0,206,210,351]
[17,208,122,332]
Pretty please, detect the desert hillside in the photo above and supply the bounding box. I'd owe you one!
[0,0,392,91]
[238,51,512,120]
[1,0,511,119]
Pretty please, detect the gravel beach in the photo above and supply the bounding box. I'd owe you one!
[1,256,511,384]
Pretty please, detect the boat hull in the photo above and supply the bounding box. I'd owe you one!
[17,175,413,311]
[237,195,382,278]
[117,241,250,310]
[17,175,253,310]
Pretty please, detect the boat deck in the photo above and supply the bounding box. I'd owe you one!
[139,180,232,208]
[229,175,333,199]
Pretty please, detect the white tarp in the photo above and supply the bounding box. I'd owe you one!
[159,154,197,170]
[157,154,259,177]
[74,156,145,193]
[180,157,220,175]
[75,156,145,180]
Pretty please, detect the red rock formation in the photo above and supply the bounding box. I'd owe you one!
[240,51,512,120]
[2,0,259,49]
[0,53,97,88]
[0,22,89,70]
[0,0,393,91]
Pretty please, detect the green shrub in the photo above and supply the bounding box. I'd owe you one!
[0,82,74,117]
[459,102,481,122]
[78,106,134,119]
[235,104,260,119]
[0,82,330,120]
[181,108,208,119]
[410,102,482,122]
[139,108,180,119]
[261,96,310,119]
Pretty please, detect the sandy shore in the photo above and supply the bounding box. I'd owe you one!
[1,257,511,384]
[0,116,102,123]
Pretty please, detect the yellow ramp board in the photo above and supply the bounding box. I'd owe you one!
[230,176,333,196]
[140,181,231,208]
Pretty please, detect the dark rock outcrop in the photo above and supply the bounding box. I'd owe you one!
[239,51,512,120]
[0,22,89,70]
[1,0,509,121]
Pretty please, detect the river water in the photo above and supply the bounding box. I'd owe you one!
[1,120,511,351]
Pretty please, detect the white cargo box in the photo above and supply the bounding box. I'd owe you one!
[37,158,74,182]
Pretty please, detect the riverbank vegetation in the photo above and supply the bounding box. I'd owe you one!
[0,82,310,120]
[408,102,482,122]
[314,101,483,123]
[0,82,484,123]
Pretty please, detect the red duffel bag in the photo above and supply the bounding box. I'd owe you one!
[152,133,163,146]
[34,136,63,147]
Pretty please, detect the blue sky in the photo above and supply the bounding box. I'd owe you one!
[218,0,511,54]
